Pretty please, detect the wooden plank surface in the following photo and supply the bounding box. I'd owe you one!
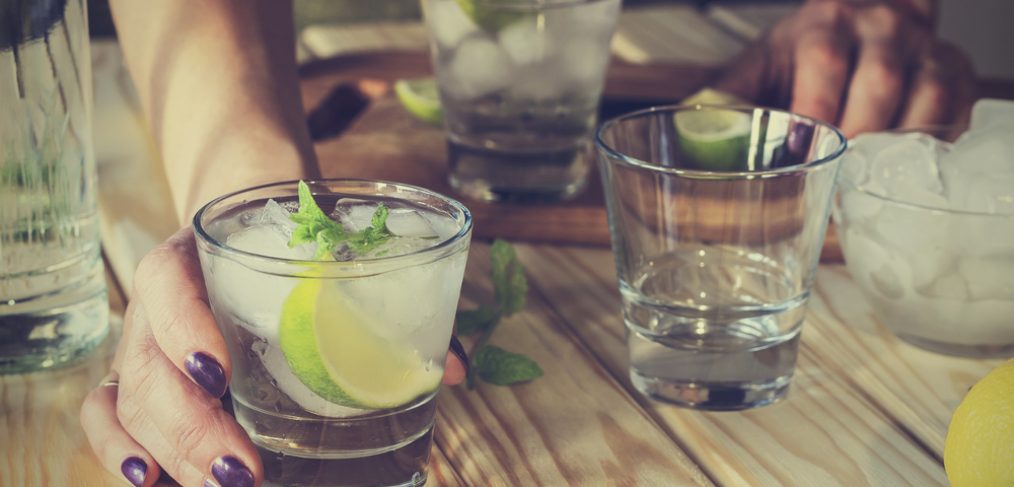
[512,244,999,486]
[7,7,1014,486]
[0,264,123,487]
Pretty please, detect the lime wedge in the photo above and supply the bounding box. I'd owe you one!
[455,0,526,32]
[675,88,752,171]
[395,78,443,126]
[279,280,442,410]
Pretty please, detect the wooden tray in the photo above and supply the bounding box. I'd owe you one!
[300,51,843,260]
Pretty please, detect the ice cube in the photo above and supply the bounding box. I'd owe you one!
[257,199,298,237]
[959,257,1014,301]
[425,0,478,50]
[332,200,377,233]
[227,223,314,261]
[943,124,1014,177]
[508,62,570,101]
[838,148,870,188]
[386,209,440,238]
[260,343,367,418]
[969,98,1014,132]
[498,20,552,65]
[867,133,947,207]
[838,188,884,224]
[444,36,514,100]
[555,39,612,93]
[839,225,912,301]
[869,202,954,290]
[559,0,620,34]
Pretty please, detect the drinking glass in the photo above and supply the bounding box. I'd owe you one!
[596,105,845,410]
[421,0,621,202]
[0,0,108,373]
[194,179,471,487]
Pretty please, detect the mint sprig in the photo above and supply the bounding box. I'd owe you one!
[288,180,393,259]
[457,240,542,388]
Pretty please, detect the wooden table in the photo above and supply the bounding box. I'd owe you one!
[3,29,1011,487]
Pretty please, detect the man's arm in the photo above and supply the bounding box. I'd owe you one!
[109,0,318,223]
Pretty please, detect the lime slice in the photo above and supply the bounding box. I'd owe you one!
[675,88,751,171]
[455,0,526,32]
[279,280,442,410]
[394,78,443,126]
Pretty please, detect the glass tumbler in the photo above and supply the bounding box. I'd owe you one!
[596,105,845,410]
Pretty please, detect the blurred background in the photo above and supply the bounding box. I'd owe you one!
[86,0,1014,80]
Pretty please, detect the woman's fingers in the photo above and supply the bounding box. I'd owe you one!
[117,304,262,487]
[81,373,162,487]
[133,227,231,399]
[442,336,468,385]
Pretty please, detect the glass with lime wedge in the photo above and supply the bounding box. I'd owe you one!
[194,179,471,487]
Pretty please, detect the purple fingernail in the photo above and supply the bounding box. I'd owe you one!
[120,457,147,487]
[211,456,254,487]
[185,352,227,398]
[450,335,469,376]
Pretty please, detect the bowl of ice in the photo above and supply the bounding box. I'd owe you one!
[832,99,1014,357]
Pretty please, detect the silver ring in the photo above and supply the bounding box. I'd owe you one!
[99,379,120,388]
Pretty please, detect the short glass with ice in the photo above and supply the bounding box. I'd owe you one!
[422,0,621,202]
[194,180,471,487]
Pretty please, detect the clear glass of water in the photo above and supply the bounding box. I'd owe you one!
[0,0,108,373]
[421,0,621,202]
[596,106,846,410]
[194,179,471,487]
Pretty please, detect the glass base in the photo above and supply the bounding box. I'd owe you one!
[0,284,109,374]
[259,426,432,487]
[630,369,792,411]
[446,139,589,203]
[897,333,1014,359]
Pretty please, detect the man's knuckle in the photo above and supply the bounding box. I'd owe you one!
[808,42,847,72]
[920,78,950,106]
[867,61,903,92]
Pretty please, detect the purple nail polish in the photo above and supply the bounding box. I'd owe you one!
[450,335,469,375]
[185,352,227,398]
[211,456,254,487]
[120,457,147,487]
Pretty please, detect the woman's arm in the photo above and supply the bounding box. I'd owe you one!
[109,0,318,223]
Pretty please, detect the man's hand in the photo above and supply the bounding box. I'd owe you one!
[714,0,977,137]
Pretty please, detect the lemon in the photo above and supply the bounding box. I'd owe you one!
[455,0,526,32]
[945,359,1014,487]
[394,78,443,126]
[675,88,751,171]
[278,280,442,410]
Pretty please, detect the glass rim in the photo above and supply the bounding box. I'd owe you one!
[595,104,848,180]
[192,178,473,268]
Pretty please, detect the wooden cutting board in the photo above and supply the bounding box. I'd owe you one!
[300,51,844,260]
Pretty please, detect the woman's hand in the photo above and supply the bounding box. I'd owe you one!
[81,227,467,487]
[714,0,977,137]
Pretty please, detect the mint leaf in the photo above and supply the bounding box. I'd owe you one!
[347,204,392,254]
[474,346,542,385]
[456,306,499,336]
[288,181,395,259]
[490,239,527,315]
[289,181,346,259]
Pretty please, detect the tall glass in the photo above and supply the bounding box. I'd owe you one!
[596,106,845,410]
[421,0,621,202]
[0,0,107,373]
[195,180,471,487]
